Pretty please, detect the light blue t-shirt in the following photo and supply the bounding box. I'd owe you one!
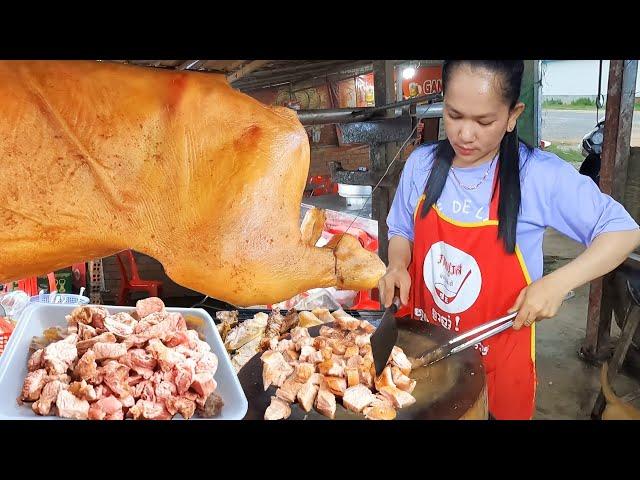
[387,143,639,282]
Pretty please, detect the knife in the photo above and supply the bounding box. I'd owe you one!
[370,290,402,377]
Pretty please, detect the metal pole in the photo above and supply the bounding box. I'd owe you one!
[296,100,443,126]
[351,92,441,119]
[297,108,365,125]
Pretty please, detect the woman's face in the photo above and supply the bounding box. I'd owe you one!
[443,65,524,167]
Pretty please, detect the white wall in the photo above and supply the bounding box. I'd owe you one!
[541,60,640,97]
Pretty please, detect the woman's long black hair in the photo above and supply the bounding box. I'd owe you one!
[420,60,533,254]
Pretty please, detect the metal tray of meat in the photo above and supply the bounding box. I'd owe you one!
[0,303,248,420]
[238,317,487,420]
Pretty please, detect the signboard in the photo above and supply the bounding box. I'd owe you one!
[337,73,375,108]
[402,65,443,99]
[37,269,73,294]
[248,84,331,109]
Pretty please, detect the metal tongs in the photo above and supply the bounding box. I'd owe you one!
[410,311,518,369]
[410,291,575,369]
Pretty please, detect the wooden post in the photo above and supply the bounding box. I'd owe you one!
[371,60,398,265]
[581,60,639,361]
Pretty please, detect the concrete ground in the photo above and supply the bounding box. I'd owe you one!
[535,228,640,419]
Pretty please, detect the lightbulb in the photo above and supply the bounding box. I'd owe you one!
[402,66,416,80]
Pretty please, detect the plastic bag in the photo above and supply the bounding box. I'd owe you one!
[249,287,357,311]
[0,290,31,319]
[326,287,358,308]
[291,289,341,311]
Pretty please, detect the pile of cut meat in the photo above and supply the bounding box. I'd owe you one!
[19,298,223,420]
[261,310,416,420]
[218,307,336,372]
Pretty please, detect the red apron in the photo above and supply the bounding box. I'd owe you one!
[396,178,536,420]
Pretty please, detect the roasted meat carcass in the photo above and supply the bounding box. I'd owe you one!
[0,61,385,307]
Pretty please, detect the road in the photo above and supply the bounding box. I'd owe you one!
[540,109,640,146]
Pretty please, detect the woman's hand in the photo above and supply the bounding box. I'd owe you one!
[378,266,411,308]
[508,276,568,330]
[508,230,640,329]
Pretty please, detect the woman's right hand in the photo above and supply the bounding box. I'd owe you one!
[378,266,411,308]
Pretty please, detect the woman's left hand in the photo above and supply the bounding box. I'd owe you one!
[508,277,568,330]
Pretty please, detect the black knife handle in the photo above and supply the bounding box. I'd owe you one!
[390,288,402,314]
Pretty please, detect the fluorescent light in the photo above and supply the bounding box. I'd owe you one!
[402,66,416,80]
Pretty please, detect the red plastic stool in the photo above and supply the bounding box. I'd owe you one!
[351,290,381,310]
[305,175,338,197]
[115,250,163,305]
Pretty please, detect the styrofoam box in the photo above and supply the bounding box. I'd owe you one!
[0,303,248,420]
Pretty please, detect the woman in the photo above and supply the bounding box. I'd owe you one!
[379,60,640,420]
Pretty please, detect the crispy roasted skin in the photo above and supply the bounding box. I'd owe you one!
[300,208,326,247]
[0,61,385,306]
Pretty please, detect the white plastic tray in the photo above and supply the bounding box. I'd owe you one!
[0,303,248,420]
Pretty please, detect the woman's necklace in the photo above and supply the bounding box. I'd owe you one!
[450,155,496,191]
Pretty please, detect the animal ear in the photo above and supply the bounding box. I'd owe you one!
[300,208,326,247]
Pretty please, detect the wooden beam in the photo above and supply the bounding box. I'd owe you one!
[233,62,352,88]
[221,60,249,73]
[245,60,350,78]
[226,60,272,84]
[235,61,373,92]
[176,60,202,71]
[290,65,373,93]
